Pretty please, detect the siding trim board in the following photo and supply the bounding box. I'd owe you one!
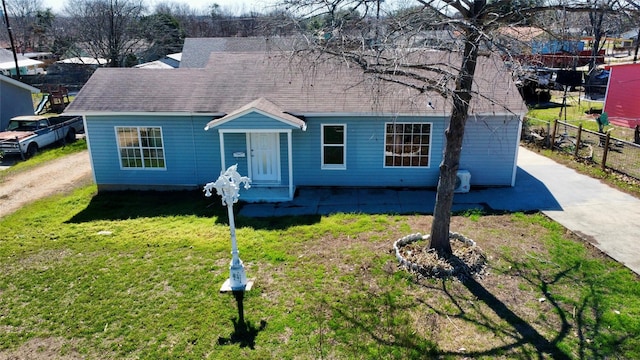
[295,111,518,117]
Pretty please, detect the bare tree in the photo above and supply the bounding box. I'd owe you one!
[277,0,557,256]
[584,0,621,71]
[5,0,45,52]
[64,0,147,67]
[278,0,640,256]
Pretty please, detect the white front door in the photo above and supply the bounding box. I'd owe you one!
[250,133,280,182]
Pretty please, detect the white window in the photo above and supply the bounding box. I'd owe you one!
[116,126,166,169]
[384,122,431,167]
[321,124,346,169]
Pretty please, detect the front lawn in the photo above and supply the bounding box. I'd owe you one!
[0,187,638,359]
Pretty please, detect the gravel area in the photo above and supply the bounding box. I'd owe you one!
[0,151,93,218]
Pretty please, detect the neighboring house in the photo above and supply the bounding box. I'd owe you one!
[57,57,109,66]
[603,63,640,128]
[496,26,547,56]
[0,75,39,131]
[134,53,181,69]
[65,41,526,202]
[180,37,301,68]
[0,49,45,76]
[498,26,599,69]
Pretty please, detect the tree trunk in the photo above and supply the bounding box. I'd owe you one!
[429,28,481,256]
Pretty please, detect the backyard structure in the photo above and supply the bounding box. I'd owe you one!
[603,62,640,129]
[64,38,527,203]
[35,85,71,115]
[0,75,39,131]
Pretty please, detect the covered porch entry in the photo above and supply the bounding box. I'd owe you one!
[204,98,307,202]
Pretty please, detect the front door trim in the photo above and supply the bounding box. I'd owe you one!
[248,132,281,183]
[218,129,294,200]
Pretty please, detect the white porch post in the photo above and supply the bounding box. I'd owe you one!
[218,131,226,170]
[287,130,294,199]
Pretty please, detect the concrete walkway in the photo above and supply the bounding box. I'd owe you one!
[517,147,640,276]
[239,147,640,275]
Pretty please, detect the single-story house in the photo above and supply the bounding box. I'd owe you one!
[0,49,45,76]
[603,62,640,128]
[65,46,526,202]
[0,75,40,131]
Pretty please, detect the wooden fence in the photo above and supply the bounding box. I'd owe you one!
[523,118,640,181]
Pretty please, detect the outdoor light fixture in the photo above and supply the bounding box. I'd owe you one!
[204,164,253,292]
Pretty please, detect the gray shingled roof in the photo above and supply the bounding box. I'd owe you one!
[0,74,40,92]
[65,51,526,116]
[180,37,302,68]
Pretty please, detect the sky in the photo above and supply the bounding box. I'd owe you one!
[41,0,271,15]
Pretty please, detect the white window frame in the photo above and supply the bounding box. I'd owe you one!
[115,126,166,170]
[383,122,432,168]
[321,124,347,170]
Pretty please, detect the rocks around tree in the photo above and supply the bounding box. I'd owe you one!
[393,232,487,280]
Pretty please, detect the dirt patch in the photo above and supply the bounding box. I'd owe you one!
[0,151,92,218]
[0,337,86,360]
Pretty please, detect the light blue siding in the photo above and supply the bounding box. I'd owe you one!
[221,132,249,175]
[459,115,522,186]
[279,133,290,184]
[217,131,291,185]
[293,116,444,187]
[85,115,220,189]
[86,112,521,192]
[0,82,35,131]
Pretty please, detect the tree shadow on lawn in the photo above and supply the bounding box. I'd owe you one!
[322,254,636,359]
[503,258,639,359]
[414,254,637,359]
[319,288,440,359]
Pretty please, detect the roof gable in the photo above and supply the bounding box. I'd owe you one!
[205,98,307,130]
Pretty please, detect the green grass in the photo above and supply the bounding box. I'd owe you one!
[526,92,602,123]
[525,92,636,142]
[0,188,639,359]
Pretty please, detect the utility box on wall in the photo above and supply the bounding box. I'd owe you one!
[454,170,471,193]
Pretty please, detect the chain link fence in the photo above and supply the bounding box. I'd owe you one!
[522,117,640,180]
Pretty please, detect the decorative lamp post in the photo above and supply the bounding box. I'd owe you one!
[204,164,253,291]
